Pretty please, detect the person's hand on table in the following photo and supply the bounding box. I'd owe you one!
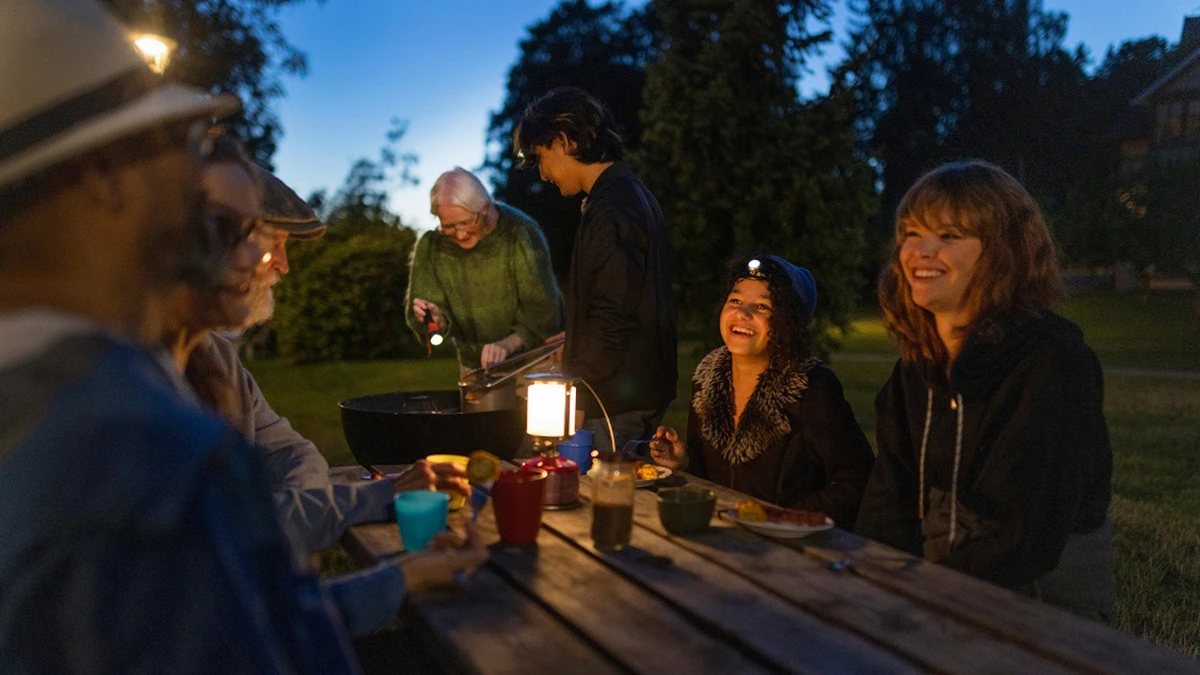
[390,460,436,493]
[544,331,565,363]
[399,520,489,592]
[649,425,688,471]
[411,297,446,331]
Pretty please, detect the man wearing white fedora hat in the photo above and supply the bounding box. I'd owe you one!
[0,0,484,671]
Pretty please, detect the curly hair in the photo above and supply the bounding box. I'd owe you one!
[513,86,625,167]
[722,253,814,366]
[879,160,1062,366]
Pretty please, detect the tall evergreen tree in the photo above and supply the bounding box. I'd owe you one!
[845,0,1088,254]
[485,0,660,279]
[637,0,873,341]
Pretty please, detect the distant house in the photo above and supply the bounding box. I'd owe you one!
[1110,17,1200,293]
[1121,17,1200,178]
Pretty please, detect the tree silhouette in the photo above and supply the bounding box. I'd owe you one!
[637,0,873,342]
[101,0,314,167]
[844,0,1089,253]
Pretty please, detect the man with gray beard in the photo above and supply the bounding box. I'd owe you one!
[190,168,469,554]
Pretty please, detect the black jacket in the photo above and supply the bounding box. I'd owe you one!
[564,162,677,417]
[686,348,875,527]
[855,311,1113,590]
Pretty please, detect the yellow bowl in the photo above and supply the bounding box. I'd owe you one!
[425,454,469,511]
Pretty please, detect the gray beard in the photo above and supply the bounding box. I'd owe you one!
[241,279,276,329]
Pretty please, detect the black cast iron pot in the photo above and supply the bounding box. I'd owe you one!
[338,390,525,467]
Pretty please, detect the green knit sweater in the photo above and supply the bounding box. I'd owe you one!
[404,203,563,370]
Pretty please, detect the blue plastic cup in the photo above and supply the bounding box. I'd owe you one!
[569,429,595,447]
[558,442,593,474]
[394,491,449,552]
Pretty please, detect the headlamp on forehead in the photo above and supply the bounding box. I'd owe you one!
[735,254,820,325]
[744,258,768,280]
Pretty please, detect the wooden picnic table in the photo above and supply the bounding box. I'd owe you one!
[331,466,1197,675]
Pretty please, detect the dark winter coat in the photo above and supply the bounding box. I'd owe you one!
[686,347,875,527]
[563,162,677,417]
[855,310,1114,619]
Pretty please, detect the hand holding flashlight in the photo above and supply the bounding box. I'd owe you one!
[412,298,446,350]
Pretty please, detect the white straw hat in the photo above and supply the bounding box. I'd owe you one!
[0,0,240,189]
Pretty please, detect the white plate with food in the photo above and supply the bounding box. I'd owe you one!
[634,465,672,488]
[719,505,833,538]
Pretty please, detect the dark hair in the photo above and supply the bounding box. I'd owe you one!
[513,87,625,167]
[879,160,1062,366]
[185,342,237,422]
[722,252,814,366]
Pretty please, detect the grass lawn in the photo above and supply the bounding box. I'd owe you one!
[248,290,1199,657]
[839,290,1200,371]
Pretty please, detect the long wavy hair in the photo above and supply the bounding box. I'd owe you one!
[722,253,815,367]
[176,134,258,422]
[879,160,1062,366]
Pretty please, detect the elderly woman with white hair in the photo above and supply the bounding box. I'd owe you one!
[406,167,563,370]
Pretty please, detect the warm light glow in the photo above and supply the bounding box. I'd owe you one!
[526,376,577,439]
[131,33,176,74]
[429,333,444,347]
[262,252,272,264]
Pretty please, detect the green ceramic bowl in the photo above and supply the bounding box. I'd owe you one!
[656,487,717,535]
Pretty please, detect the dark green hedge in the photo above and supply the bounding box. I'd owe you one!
[271,227,427,362]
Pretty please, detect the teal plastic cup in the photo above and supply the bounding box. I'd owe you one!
[394,491,450,552]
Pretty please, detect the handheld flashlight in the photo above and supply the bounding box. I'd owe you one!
[423,309,444,356]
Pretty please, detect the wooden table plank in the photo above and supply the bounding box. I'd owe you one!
[405,566,626,675]
[472,506,778,675]
[563,478,1082,675]
[332,469,623,675]
[538,497,922,674]
[668,473,1200,675]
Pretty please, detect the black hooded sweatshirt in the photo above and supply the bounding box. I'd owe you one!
[855,310,1112,591]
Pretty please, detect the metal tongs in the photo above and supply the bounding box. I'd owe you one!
[457,336,565,395]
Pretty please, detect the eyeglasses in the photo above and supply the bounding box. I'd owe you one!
[439,211,482,235]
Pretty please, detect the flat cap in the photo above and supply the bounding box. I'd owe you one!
[254,165,325,239]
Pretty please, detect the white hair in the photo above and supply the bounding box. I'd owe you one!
[430,167,493,215]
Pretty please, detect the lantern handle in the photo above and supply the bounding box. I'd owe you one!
[576,378,616,456]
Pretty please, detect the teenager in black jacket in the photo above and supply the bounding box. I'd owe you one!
[514,87,677,452]
[649,254,875,528]
[855,160,1115,622]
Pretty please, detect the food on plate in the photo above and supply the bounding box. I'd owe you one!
[735,500,767,522]
[636,463,661,481]
[735,499,826,526]
[466,450,501,484]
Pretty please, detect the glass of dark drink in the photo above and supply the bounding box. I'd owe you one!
[590,451,636,550]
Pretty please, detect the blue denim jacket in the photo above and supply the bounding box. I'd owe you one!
[0,330,361,674]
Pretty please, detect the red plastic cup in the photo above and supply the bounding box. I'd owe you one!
[492,468,548,545]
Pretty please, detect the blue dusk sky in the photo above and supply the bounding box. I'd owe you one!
[270,0,1200,230]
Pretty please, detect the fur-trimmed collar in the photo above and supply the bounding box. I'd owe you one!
[692,347,820,465]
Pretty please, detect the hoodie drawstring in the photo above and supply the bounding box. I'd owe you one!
[918,388,933,520]
[917,388,966,552]
[950,393,964,550]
